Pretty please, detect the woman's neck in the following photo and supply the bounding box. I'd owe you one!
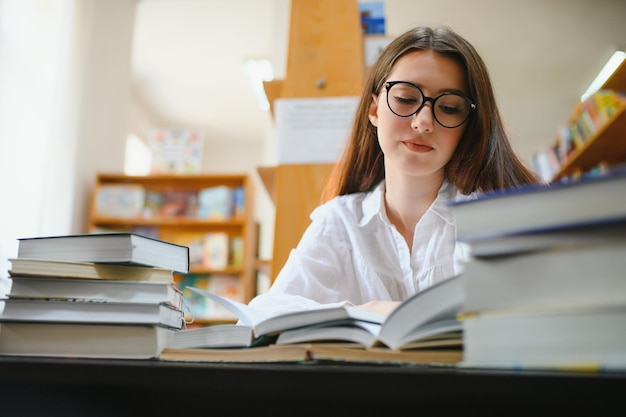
[384,172,444,251]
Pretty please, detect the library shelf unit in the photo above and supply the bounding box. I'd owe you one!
[87,173,257,325]
[552,59,626,180]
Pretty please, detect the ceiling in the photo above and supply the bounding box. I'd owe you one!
[130,0,285,145]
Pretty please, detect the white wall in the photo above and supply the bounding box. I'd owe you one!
[71,0,136,232]
[0,0,136,295]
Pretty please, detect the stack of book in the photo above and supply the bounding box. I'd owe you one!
[450,167,626,371]
[0,233,190,359]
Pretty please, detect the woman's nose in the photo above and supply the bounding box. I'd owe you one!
[411,103,434,132]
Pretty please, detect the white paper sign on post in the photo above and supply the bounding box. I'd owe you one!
[275,96,359,164]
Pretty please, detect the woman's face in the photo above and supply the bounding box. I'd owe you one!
[369,49,470,180]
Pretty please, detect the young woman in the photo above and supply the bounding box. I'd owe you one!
[248,25,539,316]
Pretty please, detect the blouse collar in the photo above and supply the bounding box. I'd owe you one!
[359,180,457,227]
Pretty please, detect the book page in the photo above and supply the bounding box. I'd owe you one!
[188,287,271,326]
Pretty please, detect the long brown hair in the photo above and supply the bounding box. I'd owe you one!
[321,25,538,202]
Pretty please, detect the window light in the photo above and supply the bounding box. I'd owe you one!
[581,50,626,102]
[243,59,274,111]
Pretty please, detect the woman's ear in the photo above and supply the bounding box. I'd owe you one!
[368,94,379,127]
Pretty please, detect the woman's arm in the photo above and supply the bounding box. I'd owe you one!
[355,300,401,316]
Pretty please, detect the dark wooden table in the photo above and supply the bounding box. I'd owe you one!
[1,356,624,415]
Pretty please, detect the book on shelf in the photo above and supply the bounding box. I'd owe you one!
[158,189,198,217]
[0,322,176,359]
[450,167,626,242]
[460,306,626,371]
[197,185,233,220]
[592,88,626,120]
[582,95,603,132]
[143,189,164,218]
[159,231,207,268]
[0,298,184,329]
[130,226,159,239]
[229,236,244,268]
[530,89,626,182]
[7,276,184,309]
[231,185,246,217]
[16,232,190,274]
[531,144,561,183]
[8,258,175,283]
[201,232,229,269]
[158,230,230,271]
[160,342,462,365]
[185,274,463,351]
[94,184,146,219]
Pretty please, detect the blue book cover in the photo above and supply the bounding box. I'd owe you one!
[450,165,626,241]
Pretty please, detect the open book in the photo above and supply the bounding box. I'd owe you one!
[178,274,462,351]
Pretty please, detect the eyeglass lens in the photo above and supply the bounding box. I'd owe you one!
[386,82,473,128]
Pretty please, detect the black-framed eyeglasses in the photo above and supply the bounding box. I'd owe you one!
[384,81,476,128]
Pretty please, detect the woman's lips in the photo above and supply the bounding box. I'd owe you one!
[403,141,433,153]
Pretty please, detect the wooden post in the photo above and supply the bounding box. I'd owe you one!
[262,0,364,281]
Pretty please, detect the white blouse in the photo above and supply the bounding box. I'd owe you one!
[248,180,473,316]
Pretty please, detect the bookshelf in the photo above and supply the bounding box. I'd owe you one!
[87,173,257,324]
[547,60,626,180]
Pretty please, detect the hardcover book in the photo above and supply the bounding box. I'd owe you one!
[8,258,175,283]
[0,298,184,329]
[16,233,190,274]
[0,322,176,359]
[462,218,626,257]
[461,237,626,314]
[450,168,626,242]
[7,276,184,309]
[461,306,626,371]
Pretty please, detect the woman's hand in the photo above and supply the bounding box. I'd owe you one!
[355,300,401,316]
